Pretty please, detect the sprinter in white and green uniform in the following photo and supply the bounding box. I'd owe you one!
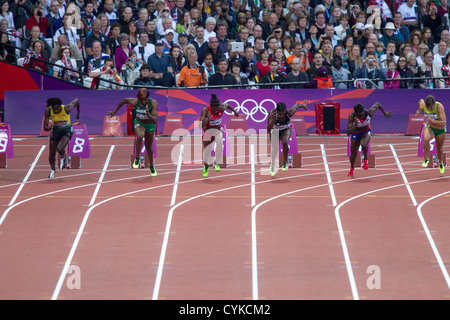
[109,88,158,176]
[416,95,447,174]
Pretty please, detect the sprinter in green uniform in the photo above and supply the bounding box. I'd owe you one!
[109,88,158,176]
[416,95,447,174]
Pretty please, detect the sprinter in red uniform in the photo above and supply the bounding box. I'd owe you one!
[199,93,239,177]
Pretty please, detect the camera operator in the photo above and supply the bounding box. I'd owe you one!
[25,4,50,38]
[353,51,386,88]
[380,40,399,69]
[212,0,237,32]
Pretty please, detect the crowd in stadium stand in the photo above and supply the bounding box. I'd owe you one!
[0,0,450,89]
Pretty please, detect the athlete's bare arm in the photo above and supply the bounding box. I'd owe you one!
[64,98,80,119]
[287,99,309,117]
[146,99,158,123]
[199,107,211,129]
[109,98,137,117]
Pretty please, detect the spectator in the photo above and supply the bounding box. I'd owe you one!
[144,20,160,45]
[396,55,414,89]
[136,8,149,33]
[25,4,50,38]
[0,0,15,29]
[398,0,420,32]
[208,57,237,87]
[161,29,176,54]
[201,51,217,81]
[46,0,64,39]
[117,6,133,33]
[240,45,258,81]
[433,30,449,54]
[392,11,410,43]
[88,57,123,89]
[216,22,229,54]
[380,22,401,47]
[353,51,386,89]
[441,52,450,88]
[191,25,209,63]
[83,40,110,73]
[230,61,249,88]
[261,58,285,88]
[418,50,445,88]
[420,27,434,52]
[433,40,449,68]
[416,43,429,65]
[304,65,333,88]
[206,36,225,65]
[383,60,400,89]
[23,39,47,73]
[85,18,108,56]
[51,33,83,67]
[169,44,184,75]
[120,50,141,88]
[212,0,237,32]
[178,51,207,87]
[21,25,52,61]
[106,22,121,58]
[203,17,217,41]
[156,7,175,36]
[102,0,118,23]
[134,31,155,64]
[307,51,332,80]
[273,47,288,76]
[256,48,271,77]
[114,33,132,71]
[0,31,16,64]
[81,0,96,30]
[148,39,174,87]
[347,44,362,75]
[126,21,139,48]
[171,0,188,23]
[134,64,154,86]
[53,45,79,83]
[261,12,280,40]
[331,55,352,89]
[380,40,399,69]
[285,57,309,88]
[53,14,81,48]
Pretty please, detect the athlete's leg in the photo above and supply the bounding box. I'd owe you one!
[422,126,434,161]
[349,138,361,169]
[144,130,155,167]
[48,139,58,171]
[134,124,146,161]
[435,131,446,168]
[280,127,291,164]
[360,131,370,170]
[213,129,224,166]
[202,129,215,168]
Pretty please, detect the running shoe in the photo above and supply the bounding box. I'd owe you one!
[270,164,276,176]
[59,156,66,169]
[281,161,288,171]
[202,165,209,177]
[422,159,429,168]
[362,159,369,170]
[132,158,139,169]
[150,166,157,177]
[439,163,445,174]
[48,170,56,179]
[348,168,354,177]
[214,163,221,172]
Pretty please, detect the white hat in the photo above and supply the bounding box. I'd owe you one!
[355,22,364,30]
[385,22,395,30]
[165,29,174,35]
[364,23,374,30]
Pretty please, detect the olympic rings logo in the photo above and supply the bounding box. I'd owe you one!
[223,99,276,123]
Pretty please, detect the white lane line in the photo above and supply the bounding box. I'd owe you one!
[88,145,115,207]
[170,145,184,207]
[320,144,337,207]
[390,144,417,206]
[250,144,256,207]
[417,190,450,290]
[8,145,46,207]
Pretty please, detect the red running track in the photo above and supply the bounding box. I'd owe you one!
[0,135,449,300]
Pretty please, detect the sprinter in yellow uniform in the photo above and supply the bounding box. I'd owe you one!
[43,97,80,179]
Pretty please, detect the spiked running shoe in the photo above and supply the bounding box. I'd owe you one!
[439,163,445,174]
[362,159,369,170]
[422,159,429,168]
[150,166,157,177]
[270,164,276,176]
[348,168,354,177]
[202,165,209,177]
[48,170,56,179]
[281,161,288,171]
[59,156,66,169]
[214,163,221,172]
[132,158,139,169]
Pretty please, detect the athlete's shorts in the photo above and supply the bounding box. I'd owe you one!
[133,118,156,133]
[269,127,291,139]
[351,129,371,141]
[50,125,73,142]
[426,124,446,137]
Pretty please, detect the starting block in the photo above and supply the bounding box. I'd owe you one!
[355,154,376,168]
[427,153,447,168]
[278,152,302,168]
[57,154,81,169]
[131,136,157,168]
[130,154,150,168]
[0,153,7,168]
